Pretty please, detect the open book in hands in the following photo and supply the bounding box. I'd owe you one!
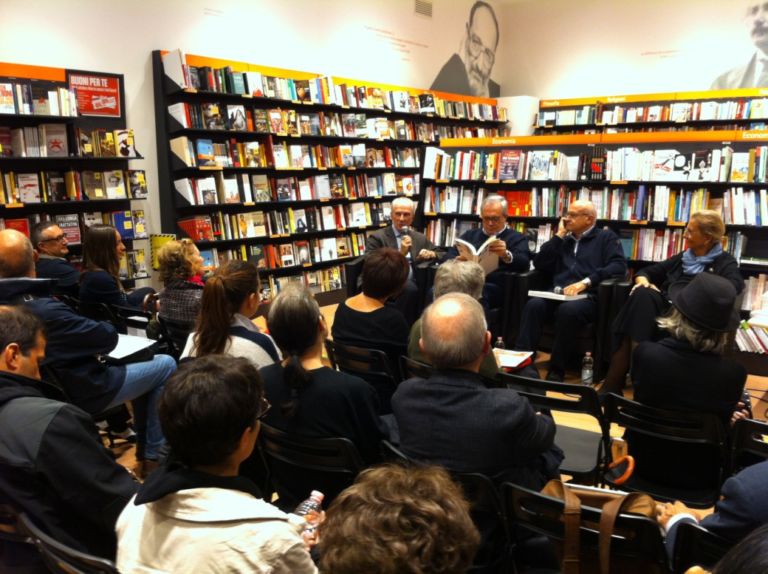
[454,236,500,275]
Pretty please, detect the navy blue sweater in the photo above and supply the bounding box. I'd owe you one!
[445,227,530,282]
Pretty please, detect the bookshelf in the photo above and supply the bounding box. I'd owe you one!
[152,49,507,301]
[0,61,150,284]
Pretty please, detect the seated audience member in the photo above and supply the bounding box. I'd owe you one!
[627,273,746,489]
[319,464,480,574]
[443,194,530,308]
[408,259,500,381]
[116,356,318,573]
[260,284,388,463]
[0,305,137,559]
[0,229,175,477]
[659,459,768,559]
[515,200,627,381]
[365,196,439,324]
[393,293,562,486]
[32,220,80,298]
[707,523,768,574]
[601,209,743,394]
[156,238,205,325]
[182,260,280,368]
[79,224,155,310]
[332,247,410,361]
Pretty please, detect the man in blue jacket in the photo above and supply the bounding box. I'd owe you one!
[32,220,80,298]
[0,229,176,475]
[515,200,627,381]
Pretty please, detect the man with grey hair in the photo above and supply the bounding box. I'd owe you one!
[711,1,768,89]
[444,194,530,308]
[32,220,80,298]
[407,260,499,380]
[366,196,439,323]
[393,293,561,484]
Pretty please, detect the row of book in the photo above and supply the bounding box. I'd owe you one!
[174,171,416,207]
[247,233,368,270]
[0,80,78,117]
[163,50,505,123]
[1,126,138,159]
[0,169,148,204]
[538,98,768,128]
[178,201,392,242]
[735,321,768,353]
[0,209,148,243]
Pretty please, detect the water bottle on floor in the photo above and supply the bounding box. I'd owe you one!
[581,352,594,385]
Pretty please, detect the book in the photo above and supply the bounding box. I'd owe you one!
[81,171,105,199]
[527,290,588,302]
[112,210,135,240]
[103,170,127,199]
[493,348,534,369]
[453,236,500,275]
[132,210,148,238]
[115,129,137,157]
[44,172,68,202]
[41,124,68,157]
[128,170,148,199]
[226,104,247,130]
[251,174,272,202]
[196,139,215,166]
[54,213,81,244]
[201,102,226,129]
[16,173,41,203]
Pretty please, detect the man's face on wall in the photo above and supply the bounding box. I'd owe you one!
[464,5,498,96]
[747,1,768,53]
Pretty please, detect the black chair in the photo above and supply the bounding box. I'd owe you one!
[500,372,610,485]
[156,315,193,359]
[730,417,768,474]
[112,304,153,333]
[672,521,732,574]
[257,423,364,512]
[399,355,434,380]
[503,482,668,574]
[79,302,127,334]
[325,339,401,414]
[55,294,80,312]
[17,513,120,574]
[602,393,728,508]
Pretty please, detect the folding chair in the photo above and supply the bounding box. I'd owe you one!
[729,417,768,474]
[672,521,732,574]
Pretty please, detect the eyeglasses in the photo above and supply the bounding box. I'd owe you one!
[481,215,504,223]
[256,397,272,420]
[564,211,587,219]
[467,31,496,64]
[40,234,66,243]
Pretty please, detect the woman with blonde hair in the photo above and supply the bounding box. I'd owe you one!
[156,238,205,325]
[601,209,744,394]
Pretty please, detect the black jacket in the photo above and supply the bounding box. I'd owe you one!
[35,256,80,298]
[0,371,137,558]
[637,251,745,296]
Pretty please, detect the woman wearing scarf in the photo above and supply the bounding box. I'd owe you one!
[600,210,744,395]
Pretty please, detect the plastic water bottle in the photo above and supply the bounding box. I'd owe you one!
[494,336,506,349]
[294,490,324,538]
[581,352,594,385]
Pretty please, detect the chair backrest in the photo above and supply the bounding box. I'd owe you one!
[399,355,434,380]
[343,256,365,297]
[672,521,733,574]
[156,315,193,359]
[17,513,120,574]
[730,417,768,474]
[503,482,667,573]
[55,294,80,312]
[112,304,153,333]
[79,301,127,333]
[258,423,364,511]
[602,393,728,491]
[324,339,400,413]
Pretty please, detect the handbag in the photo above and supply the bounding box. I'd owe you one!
[541,479,659,574]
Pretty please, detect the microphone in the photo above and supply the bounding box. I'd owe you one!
[553,286,564,295]
[400,225,411,236]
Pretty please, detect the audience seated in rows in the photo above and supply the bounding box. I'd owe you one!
[181,260,280,368]
[393,292,562,485]
[515,199,627,381]
[332,247,410,362]
[602,209,744,394]
[0,229,175,475]
[116,355,318,573]
[31,220,80,298]
[365,196,439,324]
[319,464,480,574]
[79,224,155,311]
[156,238,205,325]
[444,194,530,309]
[408,259,500,381]
[0,305,137,559]
[261,284,388,464]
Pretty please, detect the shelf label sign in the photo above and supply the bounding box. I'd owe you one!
[68,72,121,117]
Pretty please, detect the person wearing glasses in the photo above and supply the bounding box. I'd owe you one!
[430,1,500,98]
[444,194,530,308]
[116,355,318,574]
[514,200,627,382]
[32,221,80,298]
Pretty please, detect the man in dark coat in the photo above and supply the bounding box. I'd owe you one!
[32,220,80,298]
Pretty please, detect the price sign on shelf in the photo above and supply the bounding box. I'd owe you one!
[67,71,122,118]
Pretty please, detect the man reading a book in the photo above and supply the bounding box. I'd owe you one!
[365,196,438,323]
[444,194,530,309]
[514,200,627,382]
[711,0,768,89]
[32,221,80,298]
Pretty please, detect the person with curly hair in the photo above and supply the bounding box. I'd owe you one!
[318,464,480,574]
[156,238,206,325]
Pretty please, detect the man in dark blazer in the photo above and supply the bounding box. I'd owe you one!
[32,221,80,298]
[514,200,626,381]
[365,196,438,324]
[660,460,768,557]
[392,293,561,484]
[444,194,530,308]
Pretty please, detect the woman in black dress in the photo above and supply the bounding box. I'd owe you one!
[601,210,744,394]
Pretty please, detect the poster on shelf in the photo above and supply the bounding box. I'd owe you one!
[67,71,122,118]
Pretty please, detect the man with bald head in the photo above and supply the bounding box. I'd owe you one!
[392,293,560,485]
[515,200,627,381]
